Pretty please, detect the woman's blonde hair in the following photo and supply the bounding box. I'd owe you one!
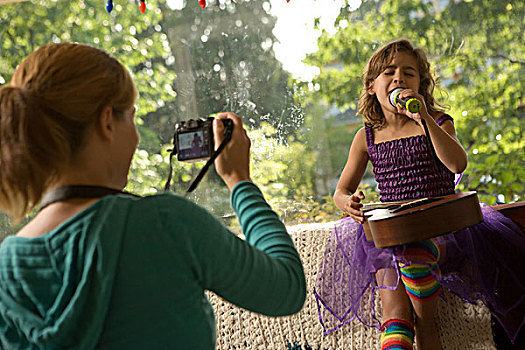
[0,43,137,220]
[357,39,445,128]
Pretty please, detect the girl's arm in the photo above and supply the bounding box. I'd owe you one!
[333,127,369,223]
[398,90,467,174]
[419,113,467,174]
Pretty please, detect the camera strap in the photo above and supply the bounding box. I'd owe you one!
[39,185,140,211]
[164,123,233,195]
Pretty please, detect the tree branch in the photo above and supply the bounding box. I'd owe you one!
[490,54,525,66]
[5,28,16,47]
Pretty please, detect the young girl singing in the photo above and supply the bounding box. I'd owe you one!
[314,39,525,350]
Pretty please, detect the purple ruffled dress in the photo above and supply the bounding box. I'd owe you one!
[314,115,525,342]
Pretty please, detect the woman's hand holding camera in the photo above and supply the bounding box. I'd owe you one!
[213,112,251,191]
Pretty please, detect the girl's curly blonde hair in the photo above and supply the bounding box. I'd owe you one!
[357,39,445,128]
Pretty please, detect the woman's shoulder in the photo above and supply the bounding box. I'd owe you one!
[127,192,215,220]
[115,191,187,204]
[102,193,218,240]
[119,192,203,215]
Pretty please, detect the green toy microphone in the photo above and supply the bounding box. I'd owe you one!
[389,87,421,113]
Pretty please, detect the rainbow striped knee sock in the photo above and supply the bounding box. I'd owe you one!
[380,318,415,350]
[398,240,441,301]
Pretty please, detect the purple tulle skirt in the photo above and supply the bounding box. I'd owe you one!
[314,204,525,342]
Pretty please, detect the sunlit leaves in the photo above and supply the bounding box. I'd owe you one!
[0,0,178,198]
[159,0,298,136]
[308,0,524,203]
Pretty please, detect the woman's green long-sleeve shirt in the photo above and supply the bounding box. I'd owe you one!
[0,181,306,349]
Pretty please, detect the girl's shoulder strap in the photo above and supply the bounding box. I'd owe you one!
[435,113,454,126]
[364,125,374,149]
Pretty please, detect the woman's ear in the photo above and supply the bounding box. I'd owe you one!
[97,106,114,142]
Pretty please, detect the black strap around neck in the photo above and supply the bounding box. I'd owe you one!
[39,185,139,211]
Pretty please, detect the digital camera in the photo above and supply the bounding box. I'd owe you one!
[173,117,233,162]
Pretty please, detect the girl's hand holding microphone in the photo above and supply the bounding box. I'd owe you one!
[392,88,429,124]
[344,190,366,224]
[213,112,251,191]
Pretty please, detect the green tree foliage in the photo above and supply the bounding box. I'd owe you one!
[153,0,301,143]
[143,0,307,204]
[0,0,313,233]
[2,0,521,236]
[0,0,178,195]
[305,0,524,204]
[0,0,176,115]
[248,122,325,223]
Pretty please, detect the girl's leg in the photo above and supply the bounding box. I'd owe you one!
[397,239,443,350]
[410,295,441,350]
[377,268,415,350]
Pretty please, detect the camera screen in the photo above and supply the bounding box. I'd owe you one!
[177,131,208,161]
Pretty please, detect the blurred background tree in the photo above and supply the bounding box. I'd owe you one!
[1,0,523,239]
[306,0,524,204]
[154,0,301,142]
[0,0,309,237]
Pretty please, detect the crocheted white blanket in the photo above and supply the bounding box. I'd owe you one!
[208,222,495,349]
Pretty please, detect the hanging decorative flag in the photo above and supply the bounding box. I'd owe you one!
[198,0,289,9]
[106,0,288,14]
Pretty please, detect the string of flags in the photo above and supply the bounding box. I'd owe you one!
[105,0,291,13]
[200,0,290,8]
[106,0,146,14]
